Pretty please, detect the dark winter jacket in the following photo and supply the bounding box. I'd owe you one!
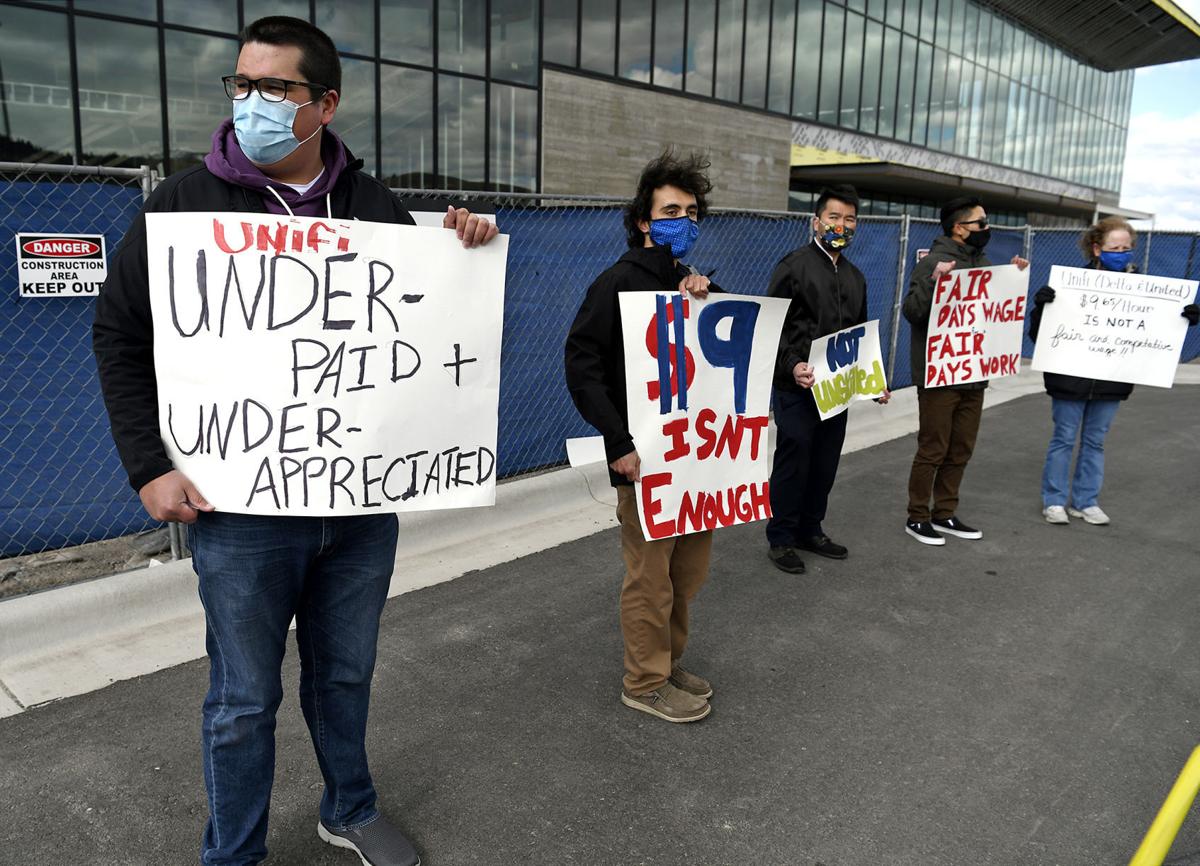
[92,133,415,491]
[769,241,869,393]
[1026,261,1135,402]
[901,234,993,391]
[563,246,722,487]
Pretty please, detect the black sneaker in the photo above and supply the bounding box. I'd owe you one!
[931,516,983,540]
[318,815,421,866]
[905,520,946,546]
[798,534,848,560]
[768,546,806,573]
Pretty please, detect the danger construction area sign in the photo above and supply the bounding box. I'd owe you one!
[16,233,109,298]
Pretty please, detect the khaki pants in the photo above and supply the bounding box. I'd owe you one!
[907,388,985,522]
[615,486,713,695]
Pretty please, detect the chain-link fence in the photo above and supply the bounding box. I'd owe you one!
[3,166,1199,560]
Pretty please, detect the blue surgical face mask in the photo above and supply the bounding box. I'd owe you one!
[1099,250,1134,272]
[232,91,321,165]
[648,216,700,259]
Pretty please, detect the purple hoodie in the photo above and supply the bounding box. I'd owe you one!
[204,118,352,217]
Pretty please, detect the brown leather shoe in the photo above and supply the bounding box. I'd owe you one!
[669,661,713,699]
[621,682,710,723]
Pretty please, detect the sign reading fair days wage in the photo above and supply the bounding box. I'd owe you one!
[146,212,509,516]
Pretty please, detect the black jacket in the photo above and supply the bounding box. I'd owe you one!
[1026,263,1135,402]
[563,246,722,487]
[901,234,992,391]
[769,241,869,393]
[92,161,415,491]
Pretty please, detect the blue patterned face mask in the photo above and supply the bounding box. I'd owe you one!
[649,216,700,259]
[815,220,855,251]
[232,91,321,165]
[1099,250,1133,271]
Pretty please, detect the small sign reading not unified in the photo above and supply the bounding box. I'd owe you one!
[15,233,108,298]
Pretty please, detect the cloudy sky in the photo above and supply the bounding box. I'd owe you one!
[1120,0,1200,229]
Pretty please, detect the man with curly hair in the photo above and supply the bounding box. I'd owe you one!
[564,151,718,724]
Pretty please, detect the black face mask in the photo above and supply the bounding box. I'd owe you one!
[964,227,991,250]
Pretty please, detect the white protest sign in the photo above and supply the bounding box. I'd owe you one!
[809,319,887,420]
[620,292,789,541]
[146,212,508,516]
[15,233,108,297]
[1031,266,1198,388]
[925,264,1029,387]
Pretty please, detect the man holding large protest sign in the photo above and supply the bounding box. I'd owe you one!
[564,152,721,724]
[93,17,497,866]
[901,197,1028,547]
[764,185,887,574]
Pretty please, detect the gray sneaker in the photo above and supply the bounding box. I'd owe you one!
[318,815,421,866]
[670,661,713,699]
[1043,505,1069,525]
[1068,505,1110,525]
[621,682,711,723]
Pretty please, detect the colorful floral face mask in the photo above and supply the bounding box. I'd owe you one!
[815,221,855,251]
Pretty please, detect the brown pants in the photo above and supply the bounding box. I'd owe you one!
[907,388,985,522]
[615,486,713,695]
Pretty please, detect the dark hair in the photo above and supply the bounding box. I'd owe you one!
[1080,216,1136,262]
[240,16,341,94]
[623,150,713,249]
[814,185,860,219]
[939,196,983,235]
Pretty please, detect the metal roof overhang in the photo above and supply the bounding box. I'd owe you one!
[987,0,1200,70]
[789,162,1102,219]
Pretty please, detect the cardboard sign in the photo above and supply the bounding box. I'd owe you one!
[145,212,508,516]
[924,264,1029,387]
[620,292,789,541]
[15,233,108,297]
[1031,266,1198,388]
[809,320,887,420]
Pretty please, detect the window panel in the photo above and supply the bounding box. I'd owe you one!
[686,0,717,97]
[715,0,745,101]
[77,18,161,168]
[792,0,822,117]
[164,0,237,32]
[927,47,946,150]
[543,0,579,66]
[818,4,844,123]
[165,31,236,172]
[654,0,686,89]
[920,0,937,41]
[877,26,900,138]
[867,0,886,21]
[439,0,486,75]
[244,0,309,22]
[886,0,902,29]
[74,0,155,17]
[768,0,796,113]
[911,40,932,144]
[0,7,74,164]
[742,0,771,107]
[335,58,377,174]
[618,3,652,82]
[949,0,965,56]
[382,0,434,66]
[437,73,485,188]
[380,65,433,187]
[894,34,917,141]
[942,53,960,152]
[315,0,374,55]
[904,0,920,35]
[840,11,865,128]
[580,0,617,75]
[859,20,884,133]
[490,83,537,192]
[491,0,539,84]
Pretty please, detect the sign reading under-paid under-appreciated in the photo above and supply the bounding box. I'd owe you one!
[925,264,1029,387]
[809,319,887,420]
[16,233,108,297]
[620,292,789,541]
[1031,266,1198,388]
[145,212,508,516]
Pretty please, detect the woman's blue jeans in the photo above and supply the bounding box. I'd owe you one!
[1041,398,1121,509]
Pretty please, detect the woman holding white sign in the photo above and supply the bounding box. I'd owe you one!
[1028,217,1199,526]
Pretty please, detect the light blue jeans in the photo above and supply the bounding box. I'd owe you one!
[1041,398,1121,509]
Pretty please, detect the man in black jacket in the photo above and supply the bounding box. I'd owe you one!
[92,17,495,866]
[564,152,717,724]
[901,196,1026,546]
[765,185,883,574]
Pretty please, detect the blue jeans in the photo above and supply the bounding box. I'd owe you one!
[1041,398,1121,509]
[188,511,399,866]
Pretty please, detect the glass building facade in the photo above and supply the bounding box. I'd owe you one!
[0,0,1133,198]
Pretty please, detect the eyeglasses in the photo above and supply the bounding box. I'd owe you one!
[222,74,329,103]
[957,218,989,229]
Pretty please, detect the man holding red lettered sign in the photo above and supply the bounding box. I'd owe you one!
[900,196,1029,547]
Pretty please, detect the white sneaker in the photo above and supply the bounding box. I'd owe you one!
[1043,505,1069,525]
[1067,506,1109,525]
